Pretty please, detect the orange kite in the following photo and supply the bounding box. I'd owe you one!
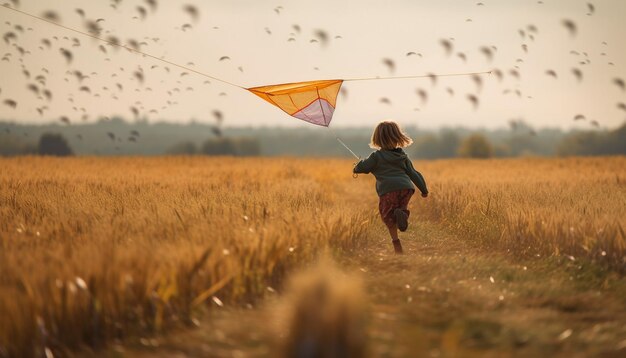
[247,79,343,127]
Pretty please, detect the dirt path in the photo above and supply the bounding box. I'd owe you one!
[105,221,626,358]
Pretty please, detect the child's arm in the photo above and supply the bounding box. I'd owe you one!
[405,159,429,195]
[353,152,377,174]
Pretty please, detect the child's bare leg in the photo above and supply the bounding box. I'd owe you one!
[386,224,399,241]
[386,223,403,254]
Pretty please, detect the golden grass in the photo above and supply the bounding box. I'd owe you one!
[0,157,373,357]
[0,156,624,357]
[418,157,626,268]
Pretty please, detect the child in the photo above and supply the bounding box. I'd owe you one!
[353,121,428,254]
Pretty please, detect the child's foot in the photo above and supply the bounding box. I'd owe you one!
[392,239,403,254]
[394,209,408,232]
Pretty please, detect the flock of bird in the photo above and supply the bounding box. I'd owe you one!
[0,0,625,147]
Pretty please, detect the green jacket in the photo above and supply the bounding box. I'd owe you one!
[353,148,428,197]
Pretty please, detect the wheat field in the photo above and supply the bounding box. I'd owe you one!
[0,156,625,357]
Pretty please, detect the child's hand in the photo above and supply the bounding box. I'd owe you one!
[421,192,428,198]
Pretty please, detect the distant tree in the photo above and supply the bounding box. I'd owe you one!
[166,141,198,155]
[457,134,493,158]
[411,131,460,159]
[0,136,36,156]
[558,123,626,156]
[37,133,73,156]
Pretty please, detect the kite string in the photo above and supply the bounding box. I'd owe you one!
[1,4,247,89]
[343,70,492,82]
[328,126,360,160]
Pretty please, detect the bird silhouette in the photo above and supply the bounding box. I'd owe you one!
[145,0,158,11]
[415,88,428,105]
[561,19,577,36]
[59,48,73,64]
[587,2,595,16]
[439,39,453,56]
[479,46,494,62]
[379,97,391,105]
[545,69,558,78]
[466,94,479,110]
[41,10,60,22]
[613,78,625,91]
[617,103,626,112]
[212,110,223,124]
[183,5,200,22]
[3,99,17,108]
[427,73,437,87]
[382,58,395,74]
[571,68,583,82]
[3,32,17,44]
[471,74,483,92]
[136,6,147,20]
[457,52,467,62]
[573,114,585,121]
[313,29,329,47]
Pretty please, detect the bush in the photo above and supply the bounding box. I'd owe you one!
[37,133,73,156]
[201,137,260,156]
[457,134,493,158]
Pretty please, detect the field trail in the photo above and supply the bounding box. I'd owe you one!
[117,220,626,358]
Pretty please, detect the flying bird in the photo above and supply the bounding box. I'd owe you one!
[479,46,494,62]
[545,69,558,78]
[379,97,391,105]
[183,5,200,22]
[587,3,595,15]
[382,58,395,74]
[41,10,60,22]
[59,48,73,64]
[491,68,503,81]
[466,94,479,110]
[613,77,625,91]
[457,52,467,62]
[573,114,585,121]
[210,126,222,137]
[145,0,158,12]
[471,74,483,92]
[427,73,437,87]
[313,29,329,47]
[136,6,147,20]
[439,38,453,56]
[212,110,223,124]
[3,99,17,108]
[571,68,583,82]
[60,116,70,125]
[3,32,17,44]
[561,19,577,36]
[219,56,230,61]
[415,88,428,104]
[75,8,85,18]
[617,103,626,112]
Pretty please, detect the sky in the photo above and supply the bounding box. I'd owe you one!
[0,0,625,130]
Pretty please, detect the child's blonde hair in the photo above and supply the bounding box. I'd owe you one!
[369,121,413,150]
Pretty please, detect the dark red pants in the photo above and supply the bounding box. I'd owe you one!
[378,189,414,229]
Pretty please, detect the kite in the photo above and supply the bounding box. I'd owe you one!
[247,79,343,127]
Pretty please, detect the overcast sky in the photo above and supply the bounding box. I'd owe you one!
[0,0,624,130]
